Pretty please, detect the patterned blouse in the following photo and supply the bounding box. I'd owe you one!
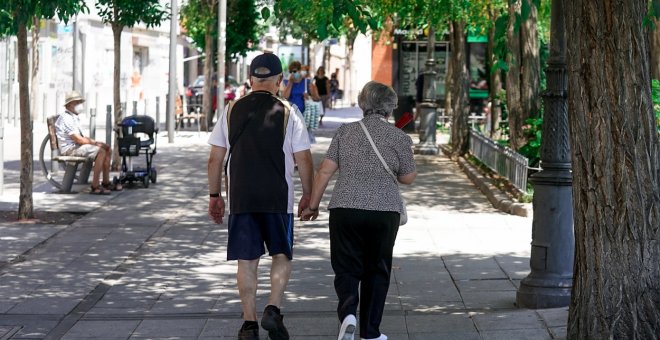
[326,114,416,213]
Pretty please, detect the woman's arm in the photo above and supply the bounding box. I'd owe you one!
[398,172,417,185]
[281,74,294,99]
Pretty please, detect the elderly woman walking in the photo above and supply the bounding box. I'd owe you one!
[302,81,417,340]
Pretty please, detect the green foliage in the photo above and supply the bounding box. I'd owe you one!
[273,0,378,42]
[181,0,263,59]
[652,79,660,135]
[0,0,87,36]
[95,0,168,29]
[517,115,543,167]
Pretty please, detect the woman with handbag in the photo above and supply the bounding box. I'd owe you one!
[301,81,417,340]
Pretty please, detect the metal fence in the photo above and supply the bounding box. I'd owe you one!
[469,129,529,192]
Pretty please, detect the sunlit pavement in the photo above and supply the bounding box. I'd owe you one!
[0,107,567,339]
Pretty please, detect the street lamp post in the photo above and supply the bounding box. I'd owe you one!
[167,0,177,143]
[415,27,439,155]
[516,0,574,308]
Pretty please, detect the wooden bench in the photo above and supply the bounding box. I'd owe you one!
[38,116,93,193]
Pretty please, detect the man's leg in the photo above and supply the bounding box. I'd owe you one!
[237,259,260,321]
[92,148,105,187]
[268,254,291,308]
[102,147,111,184]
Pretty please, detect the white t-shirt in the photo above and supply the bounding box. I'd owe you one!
[208,100,310,214]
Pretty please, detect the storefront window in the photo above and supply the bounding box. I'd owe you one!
[399,40,448,99]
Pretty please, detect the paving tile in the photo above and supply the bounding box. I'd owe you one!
[455,279,517,292]
[480,328,553,340]
[198,319,244,337]
[130,319,206,338]
[10,320,58,339]
[472,310,545,331]
[549,326,567,339]
[63,320,140,338]
[410,331,480,340]
[8,296,82,314]
[148,297,216,314]
[400,300,466,312]
[462,291,518,310]
[536,307,568,327]
[405,313,475,333]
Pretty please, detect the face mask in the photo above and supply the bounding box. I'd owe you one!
[293,73,301,80]
[300,70,307,77]
[74,104,84,114]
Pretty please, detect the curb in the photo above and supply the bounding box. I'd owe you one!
[439,145,531,217]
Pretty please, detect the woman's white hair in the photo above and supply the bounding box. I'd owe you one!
[358,81,398,116]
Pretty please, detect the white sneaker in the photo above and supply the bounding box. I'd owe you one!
[361,334,387,340]
[338,314,357,340]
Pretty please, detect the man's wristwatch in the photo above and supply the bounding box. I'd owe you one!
[308,207,318,212]
[209,193,220,198]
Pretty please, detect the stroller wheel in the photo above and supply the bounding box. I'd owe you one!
[150,168,157,183]
[142,175,150,188]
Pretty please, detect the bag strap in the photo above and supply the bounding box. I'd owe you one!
[358,120,397,182]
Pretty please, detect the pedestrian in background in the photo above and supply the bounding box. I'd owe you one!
[208,52,314,340]
[301,81,417,340]
[314,66,331,124]
[329,72,340,110]
[281,60,306,114]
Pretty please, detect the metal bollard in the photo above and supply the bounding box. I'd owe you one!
[13,92,18,127]
[0,126,4,195]
[106,105,112,146]
[42,92,47,123]
[155,97,160,130]
[132,101,137,115]
[144,98,148,116]
[121,102,126,117]
[89,108,96,139]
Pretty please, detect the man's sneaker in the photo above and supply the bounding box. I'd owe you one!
[361,334,387,340]
[238,322,259,340]
[338,314,357,340]
[261,305,289,340]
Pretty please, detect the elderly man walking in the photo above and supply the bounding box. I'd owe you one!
[207,52,314,340]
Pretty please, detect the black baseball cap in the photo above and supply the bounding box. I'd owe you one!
[250,53,283,78]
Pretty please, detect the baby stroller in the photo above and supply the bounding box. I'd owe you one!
[114,115,158,188]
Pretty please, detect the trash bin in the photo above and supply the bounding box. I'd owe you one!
[393,95,415,132]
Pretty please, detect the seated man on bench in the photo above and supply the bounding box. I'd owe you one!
[55,91,122,194]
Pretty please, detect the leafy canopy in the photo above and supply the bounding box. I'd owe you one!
[95,0,168,29]
[0,0,87,36]
[181,0,263,59]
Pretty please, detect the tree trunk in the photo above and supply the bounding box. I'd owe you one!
[449,20,469,157]
[202,25,213,130]
[444,39,454,122]
[488,7,502,139]
[520,0,540,128]
[346,31,357,106]
[111,23,122,171]
[30,17,40,122]
[17,25,33,220]
[506,0,523,149]
[565,1,660,338]
[649,18,660,81]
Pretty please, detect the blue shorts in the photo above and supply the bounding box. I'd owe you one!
[227,213,294,261]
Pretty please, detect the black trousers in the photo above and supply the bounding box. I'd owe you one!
[329,208,399,339]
